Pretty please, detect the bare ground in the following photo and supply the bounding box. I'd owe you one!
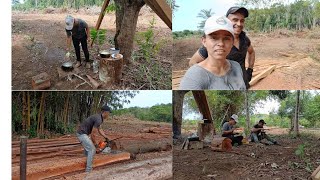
[172,30,320,90]
[12,7,172,90]
[173,128,320,180]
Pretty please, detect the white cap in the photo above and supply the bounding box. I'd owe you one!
[231,114,239,123]
[204,15,234,37]
[65,15,74,30]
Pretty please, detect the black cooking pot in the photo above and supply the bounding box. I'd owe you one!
[61,62,74,71]
[100,51,111,58]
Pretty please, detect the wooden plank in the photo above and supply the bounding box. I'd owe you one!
[91,0,111,46]
[12,152,131,180]
[144,0,172,29]
[249,65,276,86]
[311,165,320,180]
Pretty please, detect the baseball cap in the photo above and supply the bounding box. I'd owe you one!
[203,15,234,37]
[226,7,249,18]
[230,114,239,123]
[101,105,112,113]
[259,119,266,124]
[65,15,74,30]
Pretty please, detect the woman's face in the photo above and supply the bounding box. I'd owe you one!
[202,30,234,60]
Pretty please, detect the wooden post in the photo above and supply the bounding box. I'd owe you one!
[20,136,27,180]
[91,0,111,47]
[197,121,213,141]
[99,54,123,84]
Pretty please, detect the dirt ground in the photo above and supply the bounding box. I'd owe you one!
[173,30,320,90]
[12,7,172,90]
[173,128,320,180]
[12,115,172,179]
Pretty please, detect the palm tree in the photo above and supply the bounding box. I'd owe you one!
[197,9,214,29]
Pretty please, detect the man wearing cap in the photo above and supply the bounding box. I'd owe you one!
[179,15,246,90]
[250,119,277,145]
[65,15,91,68]
[189,7,255,89]
[222,114,243,146]
[76,105,111,172]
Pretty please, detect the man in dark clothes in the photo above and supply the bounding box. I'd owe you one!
[250,119,277,145]
[76,105,111,172]
[222,115,243,146]
[189,7,255,89]
[65,15,91,68]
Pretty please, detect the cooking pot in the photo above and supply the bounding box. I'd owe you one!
[99,50,111,58]
[61,62,74,71]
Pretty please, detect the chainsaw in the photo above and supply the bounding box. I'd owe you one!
[97,137,122,153]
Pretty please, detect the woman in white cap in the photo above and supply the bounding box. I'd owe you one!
[179,15,246,90]
[65,15,91,68]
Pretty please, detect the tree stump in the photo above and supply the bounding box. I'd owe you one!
[211,137,232,151]
[197,121,213,141]
[99,54,123,84]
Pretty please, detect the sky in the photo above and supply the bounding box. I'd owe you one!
[183,97,280,120]
[173,0,296,32]
[122,90,172,108]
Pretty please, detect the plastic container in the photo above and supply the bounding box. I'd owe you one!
[93,59,99,73]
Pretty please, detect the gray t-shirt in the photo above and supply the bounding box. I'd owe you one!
[179,60,246,90]
[77,113,103,135]
[66,19,88,39]
[222,122,234,138]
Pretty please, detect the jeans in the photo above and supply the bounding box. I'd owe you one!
[72,36,89,62]
[250,132,276,144]
[76,133,96,172]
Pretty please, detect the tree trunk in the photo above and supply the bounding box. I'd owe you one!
[22,92,27,134]
[27,91,31,131]
[173,90,188,139]
[294,90,300,137]
[114,0,145,64]
[244,90,250,131]
[63,92,70,130]
[37,92,45,136]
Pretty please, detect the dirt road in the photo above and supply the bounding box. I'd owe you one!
[173,30,320,90]
[12,7,172,90]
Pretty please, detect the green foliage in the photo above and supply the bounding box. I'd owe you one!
[197,9,214,29]
[12,0,106,10]
[295,144,306,159]
[112,103,172,122]
[133,17,170,89]
[240,0,320,32]
[172,30,203,39]
[90,28,107,45]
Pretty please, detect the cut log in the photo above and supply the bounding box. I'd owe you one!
[249,65,276,86]
[86,74,101,89]
[311,165,320,180]
[99,54,124,84]
[211,137,232,151]
[31,72,51,90]
[12,152,131,180]
[197,121,213,141]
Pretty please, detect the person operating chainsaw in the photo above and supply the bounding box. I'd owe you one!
[76,104,111,173]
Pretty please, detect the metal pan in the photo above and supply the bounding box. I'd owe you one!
[61,62,74,71]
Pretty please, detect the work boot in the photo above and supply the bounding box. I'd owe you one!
[85,62,91,69]
[75,61,81,68]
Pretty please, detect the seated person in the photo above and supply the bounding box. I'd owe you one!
[222,115,243,146]
[179,15,246,90]
[250,119,277,145]
[221,114,238,127]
